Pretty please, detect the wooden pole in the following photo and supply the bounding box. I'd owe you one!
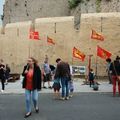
[28,43,30,57]
[95,46,98,78]
[54,23,56,33]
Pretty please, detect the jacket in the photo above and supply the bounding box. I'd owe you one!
[22,64,41,90]
[110,60,120,76]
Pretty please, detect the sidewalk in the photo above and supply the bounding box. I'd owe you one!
[0,79,113,94]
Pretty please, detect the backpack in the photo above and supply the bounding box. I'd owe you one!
[93,83,99,91]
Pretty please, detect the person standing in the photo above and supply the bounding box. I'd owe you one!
[55,58,70,100]
[43,58,52,89]
[5,64,11,85]
[0,59,5,93]
[22,57,41,118]
[106,58,112,84]
[88,69,95,87]
[110,56,120,97]
[68,80,74,98]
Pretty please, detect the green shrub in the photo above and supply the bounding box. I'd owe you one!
[68,0,84,9]
[96,0,102,12]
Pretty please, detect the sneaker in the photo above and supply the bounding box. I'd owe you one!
[65,97,69,100]
[35,108,39,113]
[43,86,47,89]
[24,112,31,118]
[48,86,52,89]
[5,82,8,85]
[1,90,4,93]
[60,97,65,100]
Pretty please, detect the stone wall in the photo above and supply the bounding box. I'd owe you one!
[0,13,120,77]
[3,0,70,26]
[3,0,120,26]
[71,0,120,29]
[71,0,120,14]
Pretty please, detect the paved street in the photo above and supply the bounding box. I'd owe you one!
[0,93,120,120]
[0,79,120,120]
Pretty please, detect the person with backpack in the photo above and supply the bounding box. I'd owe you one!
[88,69,95,87]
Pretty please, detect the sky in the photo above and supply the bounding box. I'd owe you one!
[0,0,5,26]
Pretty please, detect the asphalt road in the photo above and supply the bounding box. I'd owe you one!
[0,93,120,120]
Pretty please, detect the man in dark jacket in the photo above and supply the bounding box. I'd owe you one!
[110,56,120,96]
[55,58,71,100]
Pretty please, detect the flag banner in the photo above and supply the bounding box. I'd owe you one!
[91,30,104,41]
[47,36,55,45]
[97,46,112,59]
[73,47,85,61]
[29,29,40,40]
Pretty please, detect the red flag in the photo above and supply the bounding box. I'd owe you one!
[91,30,104,41]
[29,29,40,40]
[97,46,111,59]
[47,36,55,45]
[73,47,85,61]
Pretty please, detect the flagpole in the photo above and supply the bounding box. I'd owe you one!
[101,17,103,32]
[95,17,103,78]
[95,46,98,78]
[95,56,98,78]
[28,42,30,57]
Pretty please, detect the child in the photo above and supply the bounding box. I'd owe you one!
[69,80,74,98]
[89,69,95,87]
[52,78,61,99]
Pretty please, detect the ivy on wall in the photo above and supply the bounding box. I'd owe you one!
[96,0,102,13]
[68,0,111,11]
[68,0,84,9]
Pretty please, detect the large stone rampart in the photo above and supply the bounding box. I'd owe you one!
[0,13,120,76]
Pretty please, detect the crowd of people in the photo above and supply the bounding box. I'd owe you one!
[21,56,74,118]
[1,55,120,118]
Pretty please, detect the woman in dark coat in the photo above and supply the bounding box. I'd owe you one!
[22,57,41,118]
[0,59,5,92]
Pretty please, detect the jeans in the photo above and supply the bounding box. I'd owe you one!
[61,77,69,98]
[25,89,38,113]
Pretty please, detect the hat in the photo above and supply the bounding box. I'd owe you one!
[106,58,111,62]
[56,58,61,63]
[116,56,120,60]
